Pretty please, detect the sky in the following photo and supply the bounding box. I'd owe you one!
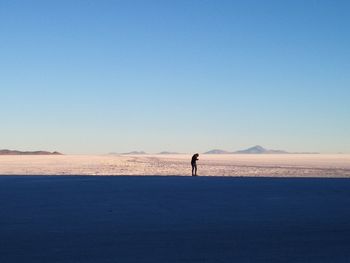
[1,0,349,154]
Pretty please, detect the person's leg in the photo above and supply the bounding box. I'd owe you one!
[192,164,194,176]
[194,164,197,176]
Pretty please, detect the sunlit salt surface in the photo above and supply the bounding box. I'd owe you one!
[0,154,349,177]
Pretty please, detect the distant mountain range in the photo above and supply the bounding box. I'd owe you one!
[0,149,62,155]
[110,146,319,155]
[204,145,289,154]
[234,145,288,154]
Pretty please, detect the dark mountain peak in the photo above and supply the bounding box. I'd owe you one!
[251,145,266,152]
[234,145,266,154]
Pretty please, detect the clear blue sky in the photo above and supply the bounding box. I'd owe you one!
[1,0,349,154]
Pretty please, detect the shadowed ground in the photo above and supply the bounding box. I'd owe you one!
[1,176,350,262]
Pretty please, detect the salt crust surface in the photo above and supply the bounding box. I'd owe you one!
[0,154,349,177]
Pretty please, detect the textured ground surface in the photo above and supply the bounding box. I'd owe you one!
[1,176,350,262]
[0,154,350,177]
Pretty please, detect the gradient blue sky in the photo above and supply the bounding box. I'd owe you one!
[1,0,349,154]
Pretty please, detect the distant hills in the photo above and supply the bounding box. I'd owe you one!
[234,145,288,154]
[204,145,289,154]
[0,149,62,155]
[109,146,319,155]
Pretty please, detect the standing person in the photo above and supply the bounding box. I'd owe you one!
[191,153,199,176]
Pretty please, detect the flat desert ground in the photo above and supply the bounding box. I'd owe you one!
[1,155,350,262]
[0,154,350,177]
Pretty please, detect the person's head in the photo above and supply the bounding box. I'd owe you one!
[195,153,199,157]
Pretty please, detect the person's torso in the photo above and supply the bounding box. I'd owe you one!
[191,155,197,164]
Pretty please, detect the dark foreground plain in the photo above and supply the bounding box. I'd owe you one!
[1,176,350,263]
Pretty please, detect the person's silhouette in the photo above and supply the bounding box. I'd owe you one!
[191,153,199,176]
